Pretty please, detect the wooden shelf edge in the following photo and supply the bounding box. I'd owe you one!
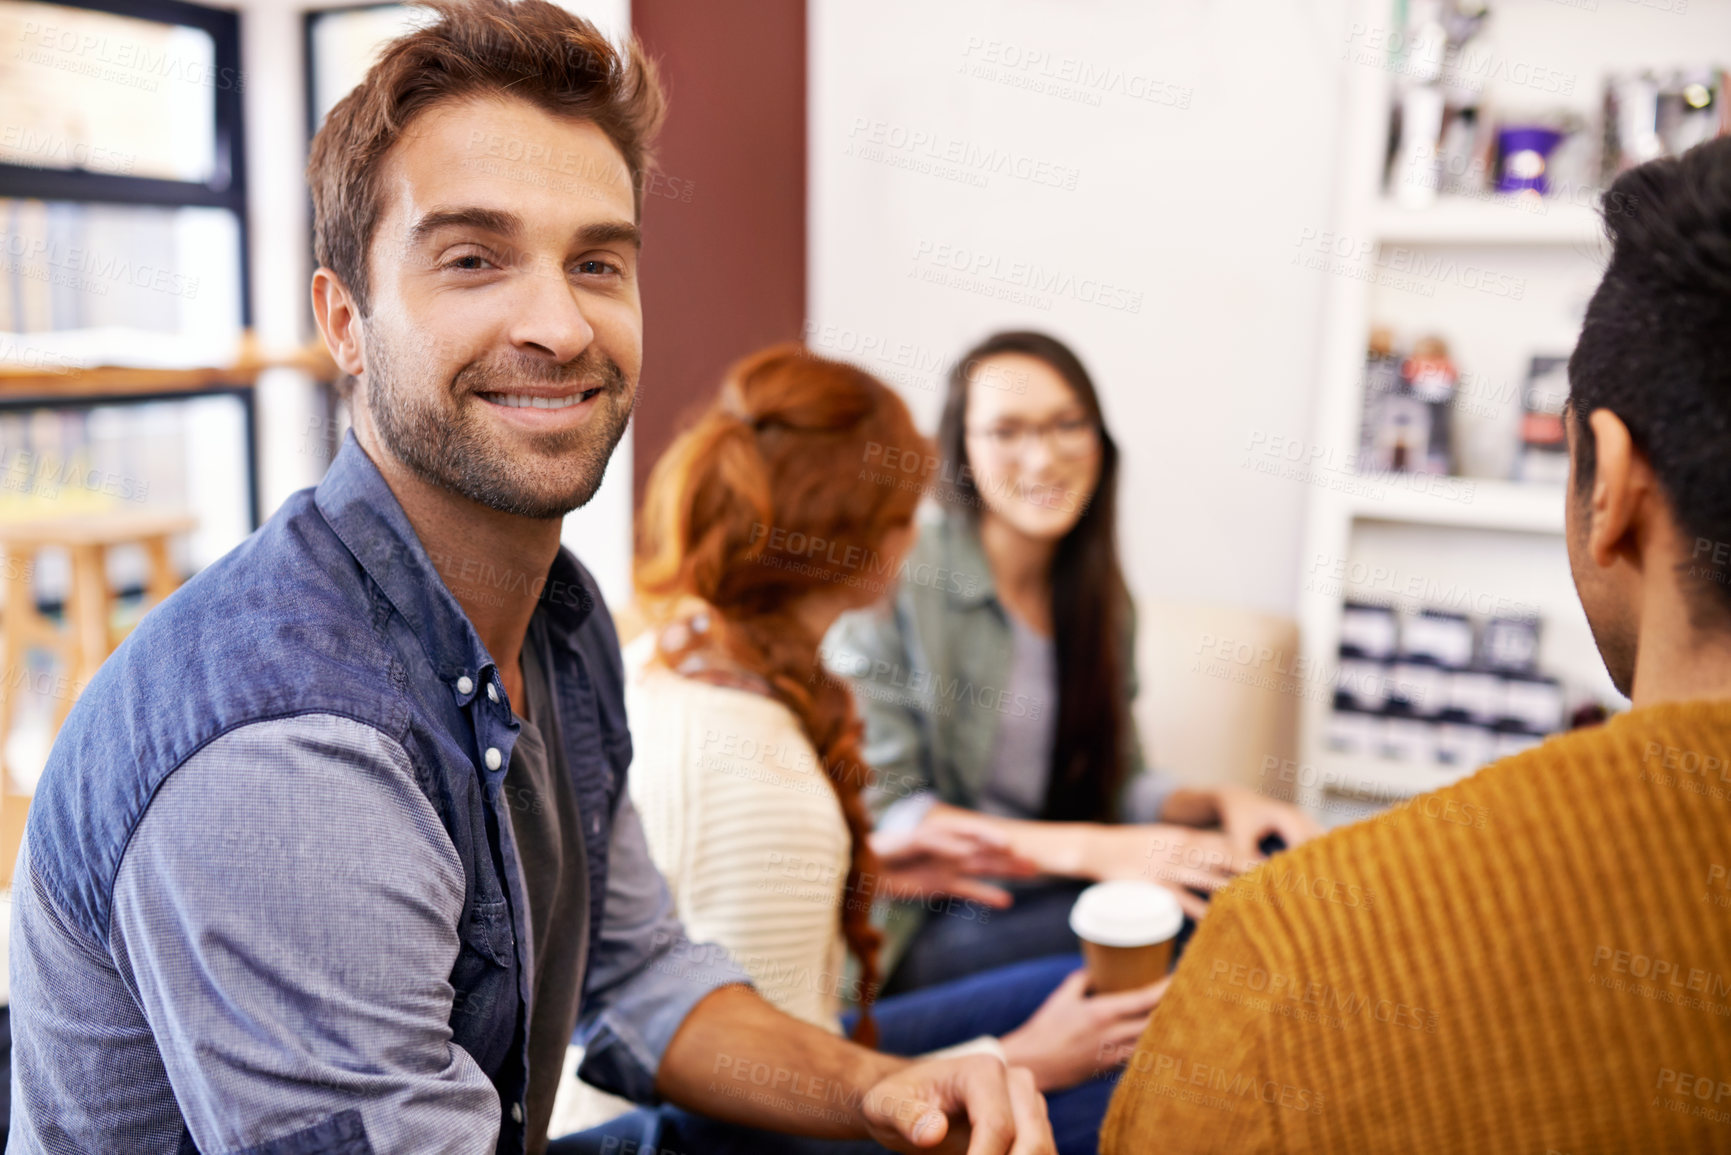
[0,340,338,399]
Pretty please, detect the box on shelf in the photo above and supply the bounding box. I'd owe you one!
[1324,598,1570,777]
[1516,356,1571,486]
[1603,68,1730,183]
[1482,613,1542,673]
[1340,600,1399,660]
[1359,332,1458,476]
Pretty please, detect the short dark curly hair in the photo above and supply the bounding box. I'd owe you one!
[1568,136,1731,614]
[306,0,664,318]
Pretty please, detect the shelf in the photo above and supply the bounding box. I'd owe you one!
[0,339,337,400]
[0,364,261,400]
[1343,478,1566,535]
[1371,198,1608,247]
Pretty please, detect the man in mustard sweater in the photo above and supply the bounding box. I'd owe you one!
[1104,138,1731,1152]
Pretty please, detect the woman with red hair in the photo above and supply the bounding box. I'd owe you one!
[565,345,1158,1155]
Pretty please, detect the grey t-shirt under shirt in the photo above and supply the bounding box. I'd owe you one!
[978,613,1059,819]
[508,612,589,1154]
[875,605,1175,832]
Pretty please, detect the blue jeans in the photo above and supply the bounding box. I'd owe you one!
[883,880,1091,995]
[885,879,1199,997]
[551,954,1118,1155]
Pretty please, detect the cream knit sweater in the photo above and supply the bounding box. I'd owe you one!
[625,639,858,1031]
[552,637,999,1135]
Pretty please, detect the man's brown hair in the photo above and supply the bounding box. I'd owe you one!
[307,0,665,318]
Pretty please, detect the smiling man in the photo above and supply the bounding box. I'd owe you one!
[6,3,1051,1154]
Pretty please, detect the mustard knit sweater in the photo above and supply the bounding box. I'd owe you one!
[1103,699,1731,1154]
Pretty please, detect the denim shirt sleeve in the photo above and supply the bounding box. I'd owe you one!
[108,715,500,1155]
[572,793,752,1102]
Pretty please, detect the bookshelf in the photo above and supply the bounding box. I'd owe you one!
[0,339,336,531]
[1293,0,1731,816]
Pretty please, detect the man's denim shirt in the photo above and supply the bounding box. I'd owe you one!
[9,432,748,1154]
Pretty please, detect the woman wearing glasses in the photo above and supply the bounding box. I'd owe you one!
[562,344,1162,1155]
[828,330,1322,994]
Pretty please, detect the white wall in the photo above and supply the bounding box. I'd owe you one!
[810,0,1352,617]
[239,0,634,607]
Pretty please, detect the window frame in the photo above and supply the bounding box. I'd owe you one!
[0,0,251,324]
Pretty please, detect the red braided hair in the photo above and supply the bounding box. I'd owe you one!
[634,343,931,1046]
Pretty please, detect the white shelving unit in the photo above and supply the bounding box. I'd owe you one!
[1369,199,1606,247]
[1337,479,1566,535]
[1293,0,1731,816]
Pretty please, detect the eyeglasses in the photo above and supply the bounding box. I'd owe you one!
[965,415,1099,460]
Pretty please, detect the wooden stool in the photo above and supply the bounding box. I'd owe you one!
[0,511,197,874]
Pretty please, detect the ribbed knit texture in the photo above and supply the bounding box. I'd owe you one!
[624,648,854,1031]
[1103,699,1731,1153]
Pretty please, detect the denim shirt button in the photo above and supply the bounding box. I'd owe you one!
[511,1102,523,1124]
[485,747,502,771]
[487,683,499,703]
[456,675,474,695]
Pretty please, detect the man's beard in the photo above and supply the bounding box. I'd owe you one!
[365,338,634,519]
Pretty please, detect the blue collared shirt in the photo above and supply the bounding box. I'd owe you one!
[10,433,748,1154]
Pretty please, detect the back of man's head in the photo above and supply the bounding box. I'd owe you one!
[1569,137,1731,628]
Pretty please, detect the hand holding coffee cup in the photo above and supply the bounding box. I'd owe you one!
[1069,880,1185,994]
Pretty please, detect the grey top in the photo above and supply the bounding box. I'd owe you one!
[10,715,747,1154]
[510,615,589,1155]
[827,514,1175,974]
[977,613,1059,819]
[844,515,1174,838]
[883,611,1168,829]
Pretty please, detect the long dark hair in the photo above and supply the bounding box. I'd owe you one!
[937,331,1132,823]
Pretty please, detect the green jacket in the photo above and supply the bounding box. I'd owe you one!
[825,513,1169,976]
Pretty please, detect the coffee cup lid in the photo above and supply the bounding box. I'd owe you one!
[1069,880,1184,948]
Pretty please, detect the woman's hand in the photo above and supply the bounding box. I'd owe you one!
[999,969,1170,1091]
[1081,824,1252,920]
[907,803,1247,919]
[869,812,1041,909]
[1163,785,1325,864]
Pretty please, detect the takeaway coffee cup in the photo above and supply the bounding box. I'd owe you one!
[1069,880,1184,994]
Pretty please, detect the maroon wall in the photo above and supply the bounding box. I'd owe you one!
[629,0,807,498]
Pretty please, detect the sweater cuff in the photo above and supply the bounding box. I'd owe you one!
[923,1034,1007,1066]
[877,790,939,835]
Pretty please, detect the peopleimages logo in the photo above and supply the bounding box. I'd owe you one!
[1293,228,1527,300]
[0,125,135,174]
[1589,945,1731,1015]
[15,19,245,93]
[1205,959,1439,1033]
[747,521,981,598]
[1340,23,1576,96]
[0,233,199,299]
[845,117,1082,191]
[957,37,1194,110]
[1120,1050,1325,1114]
[909,240,1144,314]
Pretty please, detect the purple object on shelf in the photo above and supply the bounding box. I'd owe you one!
[1496,126,1566,194]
